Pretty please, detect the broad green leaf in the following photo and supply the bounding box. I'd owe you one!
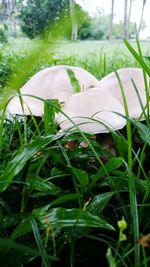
[27,176,62,196]
[132,121,150,145]
[11,218,32,240]
[30,217,50,267]
[92,157,124,185]
[113,134,127,158]
[0,133,64,192]
[87,192,114,216]
[0,237,46,257]
[106,247,116,267]
[49,193,81,206]
[11,195,80,239]
[72,167,89,191]
[1,213,27,229]
[33,195,81,215]
[36,207,114,230]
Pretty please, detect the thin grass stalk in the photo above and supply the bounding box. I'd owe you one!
[142,246,148,267]
[124,39,150,77]
[86,234,129,267]
[70,241,75,267]
[0,105,10,150]
[137,144,147,179]
[112,122,147,180]
[56,140,82,208]
[126,167,140,267]
[98,46,104,78]
[24,104,42,137]
[131,79,148,123]
[20,160,30,213]
[104,53,107,76]
[142,71,150,121]
[13,117,23,147]
[115,71,132,169]
[139,144,150,220]
[115,71,140,267]
[30,217,51,267]
[136,33,150,123]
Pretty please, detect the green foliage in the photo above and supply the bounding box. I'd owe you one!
[0,28,7,43]
[78,20,92,40]
[78,11,108,40]
[20,0,69,39]
[0,46,16,89]
[0,35,150,266]
[78,11,139,40]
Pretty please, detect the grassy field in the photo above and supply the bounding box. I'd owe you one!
[0,37,150,267]
[9,37,150,56]
[1,37,148,91]
[6,37,150,80]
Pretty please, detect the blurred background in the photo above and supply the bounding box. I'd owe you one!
[0,0,150,93]
[0,0,149,43]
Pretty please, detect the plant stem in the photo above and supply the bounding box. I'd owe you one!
[115,71,140,267]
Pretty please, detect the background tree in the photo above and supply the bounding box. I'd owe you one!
[127,0,133,38]
[124,0,128,38]
[138,0,146,35]
[0,0,24,37]
[69,0,78,41]
[113,20,136,39]
[108,0,115,40]
[20,0,69,39]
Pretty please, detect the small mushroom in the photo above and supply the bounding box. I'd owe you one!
[97,68,149,119]
[7,65,99,117]
[56,88,126,134]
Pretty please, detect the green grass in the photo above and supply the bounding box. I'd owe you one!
[1,37,149,98]
[8,37,150,56]
[0,37,150,267]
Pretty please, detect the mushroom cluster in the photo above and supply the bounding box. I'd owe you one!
[7,65,99,117]
[7,65,149,134]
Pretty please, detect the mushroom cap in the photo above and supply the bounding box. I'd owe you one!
[7,96,44,117]
[56,88,126,134]
[51,90,73,103]
[7,65,99,116]
[97,68,149,119]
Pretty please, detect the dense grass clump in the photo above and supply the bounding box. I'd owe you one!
[0,38,150,267]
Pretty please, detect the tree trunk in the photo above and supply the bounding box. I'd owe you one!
[127,0,133,38]
[69,0,78,41]
[138,0,146,36]
[2,0,18,37]
[108,0,115,40]
[124,0,128,38]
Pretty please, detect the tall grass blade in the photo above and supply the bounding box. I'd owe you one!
[115,71,140,267]
[136,33,150,121]
[124,39,150,77]
[30,217,50,267]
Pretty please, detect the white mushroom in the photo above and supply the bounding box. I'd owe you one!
[51,90,73,103]
[7,65,99,117]
[56,88,126,134]
[97,68,149,119]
